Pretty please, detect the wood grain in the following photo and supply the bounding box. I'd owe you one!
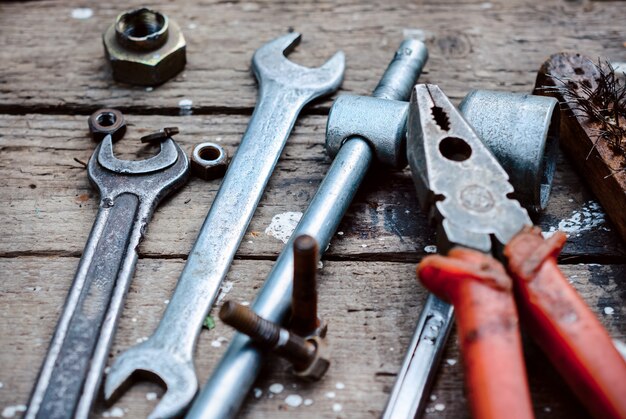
[0,0,625,113]
[0,114,623,262]
[1,0,625,417]
[0,258,623,418]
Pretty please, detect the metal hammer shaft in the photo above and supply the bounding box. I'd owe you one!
[188,39,428,419]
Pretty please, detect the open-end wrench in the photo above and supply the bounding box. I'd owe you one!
[104,33,345,419]
[26,135,189,419]
[188,39,428,419]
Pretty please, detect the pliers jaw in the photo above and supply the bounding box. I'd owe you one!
[406,84,532,254]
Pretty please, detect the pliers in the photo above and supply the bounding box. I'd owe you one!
[406,84,626,418]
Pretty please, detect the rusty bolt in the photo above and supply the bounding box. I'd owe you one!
[87,108,127,142]
[291,235,327,337]
[103,8,186,86]
[219,301,330,380]
[191,142,229,180]
[140,127,180,144]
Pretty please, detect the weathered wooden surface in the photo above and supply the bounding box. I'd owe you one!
[1,0,625,418]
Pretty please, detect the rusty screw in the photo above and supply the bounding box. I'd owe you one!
[219,301,330,380]
[291,234,326,337]
[140,127,180,143]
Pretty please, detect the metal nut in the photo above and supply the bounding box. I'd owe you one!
[191,142,229,180]
[103,8,186,86]
[88,108,126,142]
[292,336,330,381]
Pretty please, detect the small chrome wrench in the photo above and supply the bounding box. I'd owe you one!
[104,33,345,419]
[26,135,189,419]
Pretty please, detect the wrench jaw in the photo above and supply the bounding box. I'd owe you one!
[252,32,345,98]
[104,343,197,419]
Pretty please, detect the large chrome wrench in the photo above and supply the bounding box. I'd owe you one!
[26,136,189,419]
[104,33,345,419]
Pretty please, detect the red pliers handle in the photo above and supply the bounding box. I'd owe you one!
[418,228,626,419]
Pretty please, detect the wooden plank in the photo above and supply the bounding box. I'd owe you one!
[1,114,623,262]
[0,257,623,418]
[1,0,625,113]
[535,53,626,242]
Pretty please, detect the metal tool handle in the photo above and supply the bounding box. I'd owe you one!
[505,229,626,419]
[417,248,534,419]
[188,39,428,419]
[381,294,452,419]
[27,194,141,419]
[151,87,307,357]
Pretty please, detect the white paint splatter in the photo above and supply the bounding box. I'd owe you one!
[104,366,111,374]
[188,23,198,29]
[304,398,313,406]
[430,394,437,401]
[164,299,170,304]
[332,403,343,413]
[178,99,193,115]
[604,307,615,315]
[102,407,125,418]
[253,388,263,398]
[361,244,368,248]
[402,28,435,42]
[1,405,26,418]
[241,301,250,306]
[269,383,284,394]
[71,8,93,19]
[480,2,493,9]
[544,406,552,413]
[424,245,437,254]
[0,383,3,389]
[146,392,158,401]
[131,318,137,323]
[216,281,234,304]
[446,358,457,366]
[325,391,336,399]
[434,403,446,411]
[285,394,303,407]
[265,212,302,243]
[145,87,154,92]
[318,261,324,269]
[211,336,229,347]
[544,201,607,238]
[135,337,148,343]
[335,382,345,390]
[337,231,344,236]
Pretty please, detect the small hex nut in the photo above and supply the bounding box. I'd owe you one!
[103,8,186,86]
[191,142,229,180]
[293,336,330,381]
[88,108,126,142]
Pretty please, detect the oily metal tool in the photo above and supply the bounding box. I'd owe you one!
[382,90,560,419]
[188,38,429,419]
[104,33,344,419]
[409,84,626,418]
[26,129,189,419]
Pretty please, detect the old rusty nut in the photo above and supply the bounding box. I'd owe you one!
[88,108,127,142]
[191,142,229,180]
[293,336,330,380]
[103,8,186,86]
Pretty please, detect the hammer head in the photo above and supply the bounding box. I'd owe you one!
[252,32,345,99]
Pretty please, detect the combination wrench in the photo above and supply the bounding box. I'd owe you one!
[26,134,189,419]
[104,33,345,419]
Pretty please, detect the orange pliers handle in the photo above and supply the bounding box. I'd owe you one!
[505,228,626,418]
[418,229,626,419]
[419,247,534,419]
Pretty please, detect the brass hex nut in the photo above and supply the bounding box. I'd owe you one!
[191,142,229,180]
[103,8,186,86]
[293,336,330,381]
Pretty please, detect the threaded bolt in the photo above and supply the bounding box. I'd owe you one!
[291,234,320,337]
[219,301,316,371]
